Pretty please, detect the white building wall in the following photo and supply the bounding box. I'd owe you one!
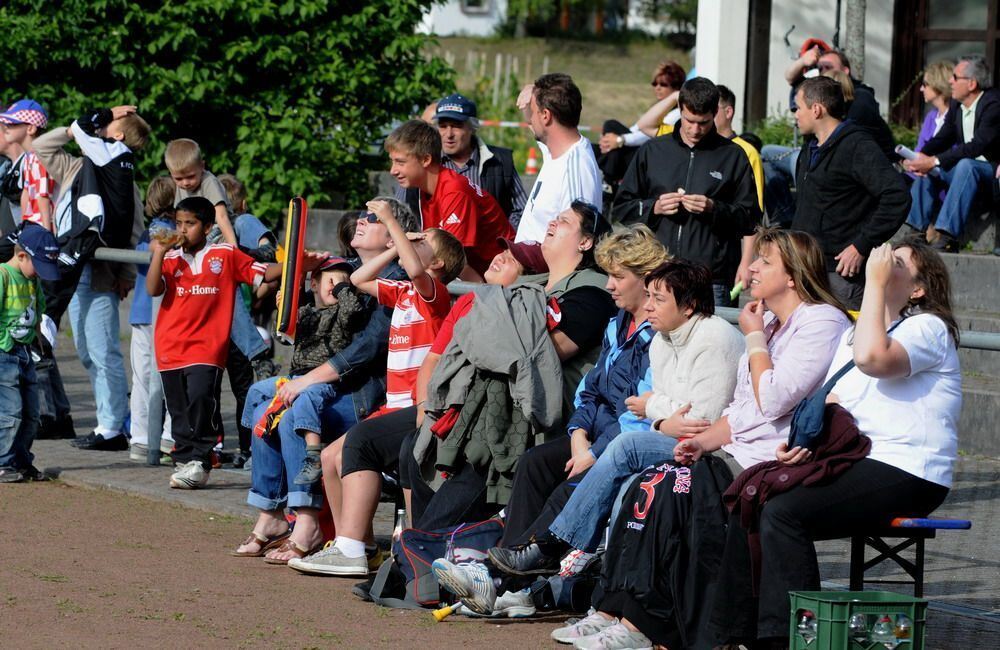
[420,0,508,37]
[766,1,894,119]
[695,0,751,131]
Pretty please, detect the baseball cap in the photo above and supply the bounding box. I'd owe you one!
[799,38,833,57]
[15,222,61,281]
[435,94,477,122]
[498,238,548,274]
[317,255,354,274]
[0,99,49,129]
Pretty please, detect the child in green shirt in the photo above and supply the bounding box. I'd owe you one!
[0,222,61,483]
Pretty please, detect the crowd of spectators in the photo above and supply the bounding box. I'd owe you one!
[0,44,980,647]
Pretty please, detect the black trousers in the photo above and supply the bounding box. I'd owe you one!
[225,341,255,454]
[340,406,416,477]
[161,365,224,470]
[400,429,494,531]
[499,436,571,547]
[712,459,949,642]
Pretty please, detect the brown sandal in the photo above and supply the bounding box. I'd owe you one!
[230,529,291,557]
[262,538,321,565]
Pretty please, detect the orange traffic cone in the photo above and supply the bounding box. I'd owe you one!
[525,147,539,175]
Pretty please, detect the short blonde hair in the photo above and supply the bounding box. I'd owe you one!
[595,224,670,276]
[924,60,954,98]
[144,175,176,217]
[218,173,247,210]
[821,69,855,102]
[164,138,203,173]
[120,114,151,151]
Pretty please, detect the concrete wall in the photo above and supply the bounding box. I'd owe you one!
[765,0,894,118]
[695,0,751,132]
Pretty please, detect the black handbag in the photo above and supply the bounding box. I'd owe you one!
[788,322,900,451]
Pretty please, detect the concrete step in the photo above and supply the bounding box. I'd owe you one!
[942,251,1000,313]
[959,373,1000,457]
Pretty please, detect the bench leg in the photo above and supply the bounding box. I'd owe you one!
[914,537,925,598]
[850,535,865,591]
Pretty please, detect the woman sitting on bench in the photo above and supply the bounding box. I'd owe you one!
[713,239,961,649]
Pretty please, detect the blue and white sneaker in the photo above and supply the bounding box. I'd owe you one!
[431,558,496,615]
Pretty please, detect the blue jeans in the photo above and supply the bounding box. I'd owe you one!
[713,283,735,308]
[231,293,267,360]
[0,345,39,469]
[549,430,677,552]
[244,378,358,511]
[762,145,800,228]
[906,158,994,237]
[68,266,128,434]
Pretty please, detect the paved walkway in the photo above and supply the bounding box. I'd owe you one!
[33,322,1000,646]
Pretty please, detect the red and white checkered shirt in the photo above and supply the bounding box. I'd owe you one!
[20,152,53,229]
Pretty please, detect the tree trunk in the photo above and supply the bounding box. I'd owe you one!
[844,0,866,80]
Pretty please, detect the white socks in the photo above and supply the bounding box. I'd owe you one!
[335,536,367,558]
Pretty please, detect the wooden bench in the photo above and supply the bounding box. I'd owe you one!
[849,517,972,598]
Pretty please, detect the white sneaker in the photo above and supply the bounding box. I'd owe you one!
[169,460,209,489]
[573,622,652,650]
[287,543,368,577]
[430,558,496,615]
[559,549,598,577]
[551,610,619,644]
[462,588,536,618]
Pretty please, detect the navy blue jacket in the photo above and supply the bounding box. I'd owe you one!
[566,310,655,458]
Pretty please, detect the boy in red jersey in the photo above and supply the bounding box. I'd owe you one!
[146,196,285,489]
[386,119,513,281]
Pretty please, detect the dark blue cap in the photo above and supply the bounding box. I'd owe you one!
[435,94,477,122]
[16,223,61,281]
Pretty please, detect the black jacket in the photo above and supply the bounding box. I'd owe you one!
[848,82,896,160]
[613,128,761,283]
[599,456,734,649]
[922,88,1000,170]
[793,122,910,265]
[403,139,522,222]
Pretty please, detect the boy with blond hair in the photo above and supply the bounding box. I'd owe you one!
[385,119,512,281]
[164,138,237,246]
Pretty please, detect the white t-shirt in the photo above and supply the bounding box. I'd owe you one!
[515,136,603,243]
[826,314,961,487]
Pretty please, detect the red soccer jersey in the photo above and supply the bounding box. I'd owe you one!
[376,277,452,409]
[155,243,267,371]
[430,292,476,355]
[21,152,53,228]
[419,167,514,277]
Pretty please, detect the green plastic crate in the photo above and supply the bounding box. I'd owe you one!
[789,591,927,650]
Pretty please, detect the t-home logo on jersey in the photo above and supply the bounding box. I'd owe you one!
[176,285,221,297]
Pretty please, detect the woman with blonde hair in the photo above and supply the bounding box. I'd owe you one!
[543,228,852,650]
[822,68,855,102]
[917,60,954,149]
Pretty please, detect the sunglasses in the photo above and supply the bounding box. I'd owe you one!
[360,212,380,223]
[651,81,671,88]
[817,63,837,72]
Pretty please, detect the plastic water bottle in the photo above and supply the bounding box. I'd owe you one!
[796,610,818,644]
[894,614,913,641]
[848,613,869,644]
[871,615,898,648]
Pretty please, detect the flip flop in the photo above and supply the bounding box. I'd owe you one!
[263,539,322,565]
[230,529,291,557]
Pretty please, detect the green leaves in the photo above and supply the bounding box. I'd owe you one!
[0,0,453,225]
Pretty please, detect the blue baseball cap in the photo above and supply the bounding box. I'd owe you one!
[435,94,477,122]
[16,223,61,281]
[0,99,49,129]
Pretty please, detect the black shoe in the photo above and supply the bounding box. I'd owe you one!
[351,580,373,602]
[21,465,50,482]
[0,466,25,483]
[487,538,566,576]
[931,232,959,253]
[70,432,129,451]
[36,414,76,440]
[232,452,250,469]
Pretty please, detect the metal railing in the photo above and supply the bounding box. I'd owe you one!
[96,248,1000,353]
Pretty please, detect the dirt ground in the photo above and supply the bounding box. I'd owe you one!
[0,481,566,649]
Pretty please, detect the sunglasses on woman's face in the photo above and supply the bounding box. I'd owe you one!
[651,81,671,88]
[361,213,379,224]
